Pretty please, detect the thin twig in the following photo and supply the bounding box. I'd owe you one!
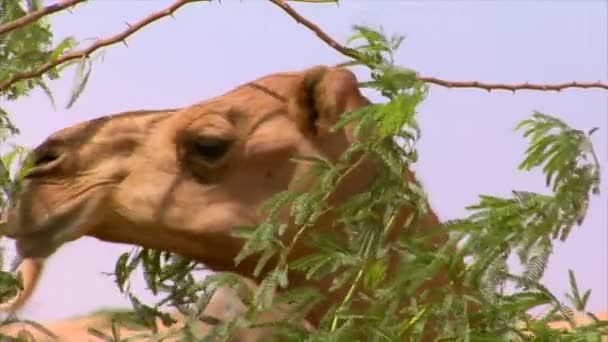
[0,0,87,36]
[416,78,608,92]
[360,79,608,92]
[270,0,608,92]
[269,0,359,59]
[0,0,208,93]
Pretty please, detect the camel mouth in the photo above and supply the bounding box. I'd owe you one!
[3,190,108,258]
[3,206,86,258]
[3,201,84,240]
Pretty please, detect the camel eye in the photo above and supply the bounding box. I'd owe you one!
[192,137,232,162]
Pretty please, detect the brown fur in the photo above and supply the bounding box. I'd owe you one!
[3,65,447,338]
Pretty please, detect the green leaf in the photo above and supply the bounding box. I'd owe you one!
[66,57,93,108]
[363,258,387,291]
[48,36,77,61]
[114,252,131,292]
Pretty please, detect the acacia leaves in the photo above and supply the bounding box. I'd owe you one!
[440,108,603,339]
[1,0,55,98]
[0,1,79,107]
[0,0,96,141]
[460,110,600,290]
[518,111,600,195]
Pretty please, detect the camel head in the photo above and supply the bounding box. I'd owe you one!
[2,65,377,312]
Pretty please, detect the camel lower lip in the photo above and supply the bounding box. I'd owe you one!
[19,242,57,258]
[4,210,81,258]
[14,232,61,258]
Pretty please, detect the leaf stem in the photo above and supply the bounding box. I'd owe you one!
[330,265,365,331]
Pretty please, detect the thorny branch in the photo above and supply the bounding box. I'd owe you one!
[0,0,208,93]
[358,79,608,92]
[425,79,608,92]
[270,0,608,92]
[268,0,360,60]
[0,0,606,93]
[0,0,87,36]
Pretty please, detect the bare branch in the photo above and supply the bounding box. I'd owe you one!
[0,0,87,36]
[272,0,608,92]
[269,0,359,59]
[0,0,208,93]
[287,0,339,2]
[414,78,608,92]
[359,79,608,92]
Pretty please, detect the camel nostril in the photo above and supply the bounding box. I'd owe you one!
[25,151,65,178]
[34,152,60,167]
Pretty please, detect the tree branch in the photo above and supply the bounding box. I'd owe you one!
[360,79,608,92]
[271,0,608,92]
[418,78,608,92]
[0,0,87,36]
[269,0,359,60]
[0,0,208,93]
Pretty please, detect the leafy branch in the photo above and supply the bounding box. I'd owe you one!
[200,26,605,340]
[0,0,208,93]
[0,0,86,36]
[97,24,605,340]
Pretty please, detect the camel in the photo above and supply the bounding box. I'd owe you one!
[6,64,444,335]
[2,65,601,339]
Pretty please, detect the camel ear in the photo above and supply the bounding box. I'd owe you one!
[288,65,369,137]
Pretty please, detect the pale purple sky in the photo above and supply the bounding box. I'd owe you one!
[2,1,606,321]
